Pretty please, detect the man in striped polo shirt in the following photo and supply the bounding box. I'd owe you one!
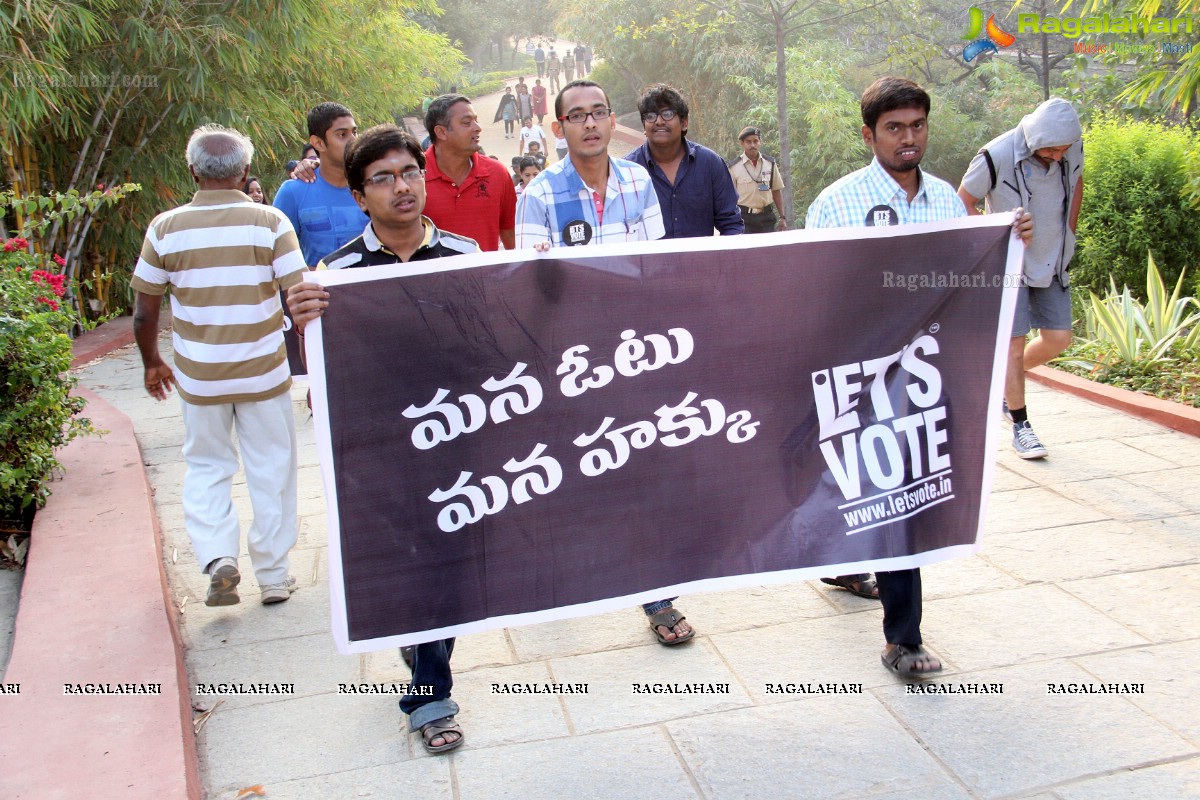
[132,124,307,607]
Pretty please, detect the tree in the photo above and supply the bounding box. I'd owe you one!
[0,0,462,317]
[1060,0,1200,117]
[715,0,887,222]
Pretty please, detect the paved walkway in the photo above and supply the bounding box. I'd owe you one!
[77,337,1200,800]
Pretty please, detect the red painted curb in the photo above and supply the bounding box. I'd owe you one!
[71,311,172,369]
[1029,365,1200,437]
[0,387,201,800]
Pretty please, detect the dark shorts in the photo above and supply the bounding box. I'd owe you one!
[1013,276,1072,337]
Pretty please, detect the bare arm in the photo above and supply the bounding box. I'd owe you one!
[500,229,515,250]
[1068,176,1083,233]
[133,292,175,400]
[957,186,983,216]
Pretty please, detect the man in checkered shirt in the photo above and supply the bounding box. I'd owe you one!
[515,80,664,248]
[516,80,705,646]
[806,76,1031,680]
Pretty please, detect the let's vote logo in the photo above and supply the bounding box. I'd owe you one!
[962,6,1016,62]
[811,332,957,534]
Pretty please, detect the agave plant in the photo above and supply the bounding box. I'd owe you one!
[1070,252,1199,368]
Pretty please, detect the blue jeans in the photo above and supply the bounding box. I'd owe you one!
[399,638,458,731]
[642,598,678,616]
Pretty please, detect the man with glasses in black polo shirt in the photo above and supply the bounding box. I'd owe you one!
[286,123,477,756]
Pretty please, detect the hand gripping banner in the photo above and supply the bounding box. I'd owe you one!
[306,215,1021,652]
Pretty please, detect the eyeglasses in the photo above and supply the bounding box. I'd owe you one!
[364,168,426,188]
[558,108,612,125]
[641,109,678,124]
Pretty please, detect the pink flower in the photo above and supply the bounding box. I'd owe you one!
[10,237,28,250]
[37,296,60,311]
[52,254,66,268]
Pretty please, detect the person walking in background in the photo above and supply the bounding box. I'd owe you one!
[563,49,575,84]
[531,78,549,124]
[516,81,533,125]
[547,47,561,93]
[243,175,265,203]
[573,43,588,76]
[581,44,594,75]
[534,43,546,78]
[133,123,305,608]
[515,155,541,193]
[519,117,546,157]
[728,126,787,233]
[957,98,1084,461]
[495,86,518,139]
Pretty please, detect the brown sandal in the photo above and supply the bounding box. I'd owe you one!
[419,715,464,754]
[648,607,696,646]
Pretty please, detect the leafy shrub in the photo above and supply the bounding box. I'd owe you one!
[1074,117,1200,300]
[0,229,95,522]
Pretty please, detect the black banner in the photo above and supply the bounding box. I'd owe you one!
[308,217,1020,652]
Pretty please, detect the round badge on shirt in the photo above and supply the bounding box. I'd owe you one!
[562,219,593,246]
[866,205,899,227]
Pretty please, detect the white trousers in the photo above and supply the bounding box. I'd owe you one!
[180,391,298,585]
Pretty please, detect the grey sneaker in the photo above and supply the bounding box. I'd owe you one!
[1001,400,1013,424]
[261,576,298,604]
[206,557,241,607]
[1012,421,1048,459]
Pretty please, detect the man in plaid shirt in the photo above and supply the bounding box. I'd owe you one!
[806,76,1031,680]
[515,80,664,249]
[516,80,702,647]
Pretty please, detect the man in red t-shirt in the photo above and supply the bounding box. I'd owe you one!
[423,94,517,251]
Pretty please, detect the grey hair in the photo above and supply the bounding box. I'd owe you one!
[186,123,254,179]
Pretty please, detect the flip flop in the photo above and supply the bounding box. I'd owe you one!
[648,607,696,646]
[881,644,943,679]
[420,715,464,754]
[821,574,880,600]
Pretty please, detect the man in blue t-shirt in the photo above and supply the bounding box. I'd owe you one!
[273,102,368,267]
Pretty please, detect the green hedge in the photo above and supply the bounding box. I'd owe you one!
[1074,117,1200,300]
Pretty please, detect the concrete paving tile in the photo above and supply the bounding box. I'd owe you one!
[439,661,572,750]
[920,555,1023,600]
[1048,476,1191,521]
[546,638,751,734]
[1000,439,1175,485]
[235,759,453,800]
[1052,757,1200,799]
[1015,411,1166,446]
[181,571,331,653]
[675,581,837,634]
[507,607,651,661]
[920,585,1148,672]
[990,463,1037,491]
[186,631,358,709]
[984,486,1109,535]
[982,519,1199,584]
[1125,513,1200,548]
[1123,468,1200,514]
[710,612,900,702]
[1075,639,1200,747]
[1118,432,1200,467]
[0,568,22,679]
[666,697,968,800]
[295,511,329,549]
[1062,564,1200,644]
[364,628,516,683]
[172,546,326,605]
[452,727,698,800]
[879,660,1196,799]
[201,691,406,791]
